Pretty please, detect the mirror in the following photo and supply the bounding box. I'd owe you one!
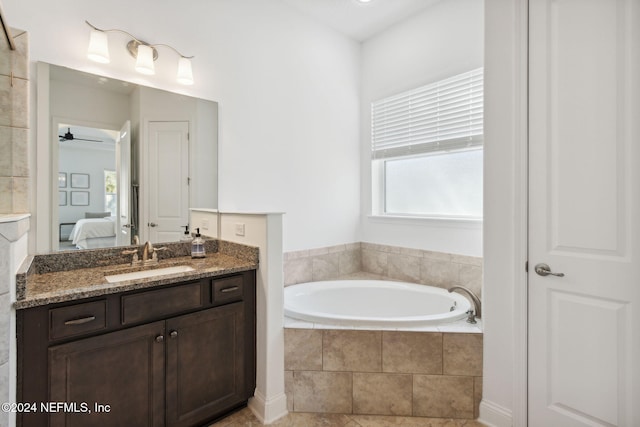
[39,63,218,252]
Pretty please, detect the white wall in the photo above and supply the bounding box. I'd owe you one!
[58,144,115,223]
[360,0,484,257]
[5,0,361,253]
[50,76,131,129]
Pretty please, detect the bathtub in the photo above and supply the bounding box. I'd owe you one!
[284,280,471,328]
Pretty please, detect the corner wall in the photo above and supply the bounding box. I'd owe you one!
[480,0,528,425]
[216,212,287,424]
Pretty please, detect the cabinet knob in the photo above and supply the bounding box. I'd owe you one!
[155,335,164,343]
[169,330,178,339]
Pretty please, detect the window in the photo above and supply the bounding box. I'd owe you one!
[371,68,483,219]
[104,170,117,216]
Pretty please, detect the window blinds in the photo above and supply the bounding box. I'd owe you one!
[371,68,483,160]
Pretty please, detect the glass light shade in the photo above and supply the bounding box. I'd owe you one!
[135,44,155,75]
[87,30,110,63]
[177,57,194,85]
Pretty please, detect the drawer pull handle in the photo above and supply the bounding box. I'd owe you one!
[64,316,96,326]
[220,286,239,293]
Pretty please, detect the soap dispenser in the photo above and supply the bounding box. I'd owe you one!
[181,224,193,242]
[191,228,205,258]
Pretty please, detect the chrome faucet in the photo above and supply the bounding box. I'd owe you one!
[448,286,482,324]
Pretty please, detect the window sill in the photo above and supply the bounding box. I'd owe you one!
[366,214,482,229]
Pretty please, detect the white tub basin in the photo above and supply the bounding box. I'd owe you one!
[105,265,195,283]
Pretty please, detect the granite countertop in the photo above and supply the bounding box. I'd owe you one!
[15,240,259,309]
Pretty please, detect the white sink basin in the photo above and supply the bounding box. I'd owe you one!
[105,265,195,283]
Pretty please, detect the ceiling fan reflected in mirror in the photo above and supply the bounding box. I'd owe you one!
[58,127,103,142]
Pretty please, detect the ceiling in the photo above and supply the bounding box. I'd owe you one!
[278,0,441,41]
[51,65,135,96]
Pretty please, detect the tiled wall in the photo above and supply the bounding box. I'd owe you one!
[283,242,482,297]
[0,28,29,214]
[0,27,29,427]
[285,328,482,419]
[283,243,361,285]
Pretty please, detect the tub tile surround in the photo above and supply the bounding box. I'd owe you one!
[283,242,483,421]
[283,242,482,298]
[283,243,361,285]
[284,329,483,419]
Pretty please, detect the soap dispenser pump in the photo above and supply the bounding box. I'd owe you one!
[181,224,193,242]
[191,228,205,258]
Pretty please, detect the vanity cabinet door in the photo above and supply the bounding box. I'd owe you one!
[49,321,166,427]
[165,303,246,427]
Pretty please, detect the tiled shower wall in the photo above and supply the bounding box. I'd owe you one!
[284,329,482,418]
[283,242,482,297]
[0,28,29,214]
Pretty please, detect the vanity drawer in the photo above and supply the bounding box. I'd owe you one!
[121,281,204,325]
[49,300,107,340]
[212,276,244,304]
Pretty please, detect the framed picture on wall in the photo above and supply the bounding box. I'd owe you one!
[58,172,67,188]
[70,191,90,206]
[70,173,90,188]
[58,191,67,206]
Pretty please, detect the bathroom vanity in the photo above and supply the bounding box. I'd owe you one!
[15,241,257,427]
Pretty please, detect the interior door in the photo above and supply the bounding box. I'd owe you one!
[147,121,189,243]
[528,1,639,426]
[115,120,131,246]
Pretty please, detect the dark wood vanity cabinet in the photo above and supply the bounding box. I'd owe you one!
[166,303,246,427]
[17,270,256,427]
[49,321,166,427]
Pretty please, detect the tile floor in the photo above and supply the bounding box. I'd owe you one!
[209,407,487,427]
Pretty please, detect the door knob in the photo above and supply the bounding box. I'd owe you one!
[534,263,565,277]
[122,224,132,228]
[148,222,158,227]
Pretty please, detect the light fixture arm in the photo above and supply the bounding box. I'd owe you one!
[150,44,194,60]
[85,21,194,59]
[85,20,195,85]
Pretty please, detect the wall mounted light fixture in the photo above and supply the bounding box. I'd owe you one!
[85,21,194,85]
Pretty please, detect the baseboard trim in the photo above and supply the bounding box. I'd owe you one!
[248,390,288,425]
[478,399,514,427]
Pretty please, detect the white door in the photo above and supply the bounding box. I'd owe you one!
[147,121,189,243]
[529,1,640,426]
[115,120,131,246]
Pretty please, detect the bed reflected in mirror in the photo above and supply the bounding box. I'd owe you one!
[57,124,124,250]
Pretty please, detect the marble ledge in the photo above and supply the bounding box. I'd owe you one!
[284,316,483,334]
[0,213,30,223]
